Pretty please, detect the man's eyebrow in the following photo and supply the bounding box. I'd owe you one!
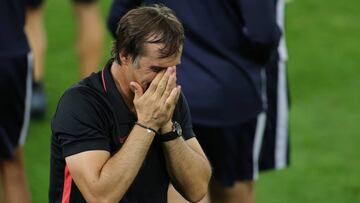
[150,63,181,69]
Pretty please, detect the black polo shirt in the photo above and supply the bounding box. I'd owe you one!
[49,59,195,203]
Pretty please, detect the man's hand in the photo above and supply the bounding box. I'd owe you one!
[130,66,181,130]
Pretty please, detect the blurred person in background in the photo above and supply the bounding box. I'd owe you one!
[0,0,32,202]
[49,5,211,202]
[108,0,283,203]
[259,0,290,175]
[25,0,104,119]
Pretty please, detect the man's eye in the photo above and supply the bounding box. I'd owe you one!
[151,67,163,73]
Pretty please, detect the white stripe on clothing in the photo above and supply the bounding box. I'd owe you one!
[277,0,288,61]
[253,112,267,180]
[19,52,33,146]
[275,60,289,169]
[274,0,289,169]
[253,68,268,179]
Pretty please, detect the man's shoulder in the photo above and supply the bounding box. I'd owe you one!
[52,73,113,135]
[54,72,109,118]
[61,72,104,101]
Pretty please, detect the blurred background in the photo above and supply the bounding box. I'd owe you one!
[24,0,360,202]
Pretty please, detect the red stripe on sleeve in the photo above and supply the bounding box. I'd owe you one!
[61,165,72,203]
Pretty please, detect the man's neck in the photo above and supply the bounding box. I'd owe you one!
[110,61,135,112]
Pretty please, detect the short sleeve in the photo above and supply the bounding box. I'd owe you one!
[51,87,111,158]
[175,92,195,140]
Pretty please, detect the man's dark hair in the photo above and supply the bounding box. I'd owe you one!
[112,4,185,65]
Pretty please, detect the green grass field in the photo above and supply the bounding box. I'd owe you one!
[24,1,360,202]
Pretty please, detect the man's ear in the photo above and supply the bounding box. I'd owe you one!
[119,52,131,65]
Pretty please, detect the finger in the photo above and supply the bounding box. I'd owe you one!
[165,86,181,111]
[170,69,177,89]
[166,87,181,119]
[170,86,181,112]
[174,85,181,103]
[170,86,181,115]
[130,81,144,101]
[154,67,173,98]
[145,71,165,96]
[160,74,176,104]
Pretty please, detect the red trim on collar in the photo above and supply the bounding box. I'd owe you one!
[101,68,107,92]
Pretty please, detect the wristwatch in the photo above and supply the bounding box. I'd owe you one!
[160,121,182,142]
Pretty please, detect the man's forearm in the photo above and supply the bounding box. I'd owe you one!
[162,137,211,202]
[80,125,156,202]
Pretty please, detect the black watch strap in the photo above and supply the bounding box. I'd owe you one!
[160,131,181,142]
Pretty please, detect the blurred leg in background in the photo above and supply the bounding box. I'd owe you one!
[25,0,47,119]
[72,0,104,78]
[1,149,31,203]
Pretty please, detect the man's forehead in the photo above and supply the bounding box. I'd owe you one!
[142,43,182,65]
[143,42,165,57]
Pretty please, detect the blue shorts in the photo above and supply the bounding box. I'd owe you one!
[0,54,32,160]
[194,113,266,186]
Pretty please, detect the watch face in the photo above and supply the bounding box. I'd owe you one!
[173,121,182,136]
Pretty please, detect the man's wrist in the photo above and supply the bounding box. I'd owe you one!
[136,119,160,130]
[159,121,182,142]
[161,121,173,134]
[134,121,159,135]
